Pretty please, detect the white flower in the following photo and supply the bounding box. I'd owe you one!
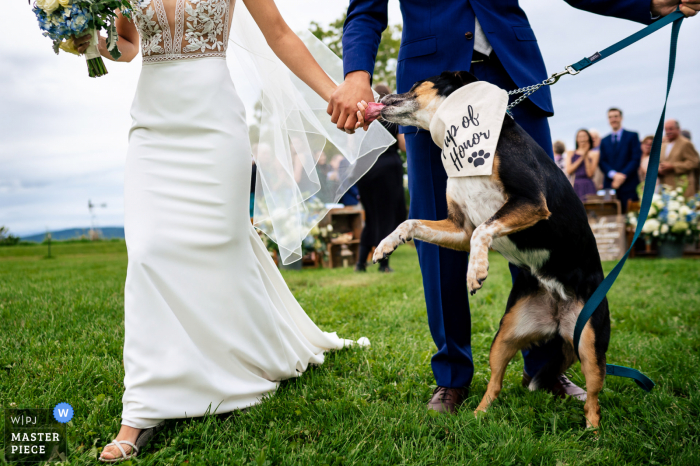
[676,195,685,202]
[653,200,665,210]
[58,0,71,7]
[642,218,660,234]
[629,217,637,227]
[687,230,692,235]
[676,186,683,194]
[37,0,61,14]
[327,224,333,232]
[652,193,662,202]
[667,211,679,225]
[668,200,681,212]
[649,206,657,217]
[679,205,691,217]
[72,14,87,29]
[653,229,659,237]
[660,224,669,234]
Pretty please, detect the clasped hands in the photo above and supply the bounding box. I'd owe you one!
[611,172,627,190]
[327,71,374,134]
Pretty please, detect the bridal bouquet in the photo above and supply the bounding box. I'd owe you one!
[31,0,131,77]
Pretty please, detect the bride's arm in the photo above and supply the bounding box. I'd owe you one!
[74,11,140,63]
[243,0,337,103]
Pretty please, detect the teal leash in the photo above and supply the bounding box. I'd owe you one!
[508,10,685,391]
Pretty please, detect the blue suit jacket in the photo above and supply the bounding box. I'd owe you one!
[599,129,642,193]
[343,0,654,130]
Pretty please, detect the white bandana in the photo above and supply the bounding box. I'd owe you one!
[429,81,508,177]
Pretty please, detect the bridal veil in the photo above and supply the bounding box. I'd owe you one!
[228,1,395,264]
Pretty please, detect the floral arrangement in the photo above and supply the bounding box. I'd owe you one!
[32,0,131,77]
[628,185,700,243]
[302,224,334,260]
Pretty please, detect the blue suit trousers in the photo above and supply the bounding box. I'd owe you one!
[404,53,557,388]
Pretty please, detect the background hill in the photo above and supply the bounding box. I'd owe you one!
[21,226,125,242]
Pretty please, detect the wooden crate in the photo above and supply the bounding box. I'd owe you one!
[319,207,364,268]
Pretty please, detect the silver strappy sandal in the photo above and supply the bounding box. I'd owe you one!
[98,423,164,463]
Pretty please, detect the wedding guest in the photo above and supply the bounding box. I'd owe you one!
[638,135,655,181]
[589,128,604,189]
[599,108,642,213]
[659,119,700,197]
[565,129,599,201]
[552,140,567,172]
[356,84,407,273]
[589,129,602,151]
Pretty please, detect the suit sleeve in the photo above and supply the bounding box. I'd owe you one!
[563,0,657,25]
[619,132,642,177]
[343,0,389,78]
[673,142,700,174]
[598,142,613,176]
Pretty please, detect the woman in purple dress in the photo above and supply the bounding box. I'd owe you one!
[565,129,600,201]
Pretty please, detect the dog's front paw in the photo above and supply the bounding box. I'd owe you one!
[373,235,402,263]
[372,222,415,263]
[467,256,489,295]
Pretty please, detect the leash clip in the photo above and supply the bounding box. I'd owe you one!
[545,66,576,86]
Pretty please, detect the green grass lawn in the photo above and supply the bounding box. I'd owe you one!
[1,241,699,465]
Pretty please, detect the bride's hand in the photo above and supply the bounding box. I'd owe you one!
[73,33,92,54]
[355,101,368,130]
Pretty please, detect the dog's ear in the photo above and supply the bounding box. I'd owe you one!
[454,71,479,86]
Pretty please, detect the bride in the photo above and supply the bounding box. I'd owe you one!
[72,0,386,461]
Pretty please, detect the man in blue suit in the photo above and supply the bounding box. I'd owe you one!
[599,108,642,213]
[328,0,697,413]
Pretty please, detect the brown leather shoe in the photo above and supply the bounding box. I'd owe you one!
[522,372,587,401]
[427,386,469,414]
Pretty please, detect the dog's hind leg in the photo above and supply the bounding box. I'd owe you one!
[474,324,520,415]
[373,198,473,262]
[578,322,606,428]
[475,284,557,415]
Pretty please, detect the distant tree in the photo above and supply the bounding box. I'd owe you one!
[0,226,20,246]
[309,12,402,91]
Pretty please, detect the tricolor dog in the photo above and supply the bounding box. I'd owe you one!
[363,71,610,428]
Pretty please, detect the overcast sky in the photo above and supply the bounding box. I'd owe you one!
[1,0,698,236]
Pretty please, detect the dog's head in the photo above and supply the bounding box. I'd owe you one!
[367,71,479,130]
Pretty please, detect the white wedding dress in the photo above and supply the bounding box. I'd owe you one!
[122,0,359,429]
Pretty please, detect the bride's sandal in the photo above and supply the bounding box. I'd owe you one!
[98,440,138,463]
[99,423,164,463]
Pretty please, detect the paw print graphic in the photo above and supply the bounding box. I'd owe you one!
[468,150,491,167]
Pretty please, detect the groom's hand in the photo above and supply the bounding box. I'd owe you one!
[328,71,374,134]
[652,0,699,17]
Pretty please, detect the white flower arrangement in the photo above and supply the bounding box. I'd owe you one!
[628,185,700,243]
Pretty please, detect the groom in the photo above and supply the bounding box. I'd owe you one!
[329,0,698,413]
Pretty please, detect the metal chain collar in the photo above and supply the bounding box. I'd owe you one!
[505,66,579,118]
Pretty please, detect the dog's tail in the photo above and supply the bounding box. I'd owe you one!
[526,335,572,391]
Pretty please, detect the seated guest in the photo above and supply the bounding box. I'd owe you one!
[599,108,641,213]
[565,129,599,202]
[659,119,700,197]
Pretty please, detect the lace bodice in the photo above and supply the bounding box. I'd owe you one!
[132,0,233,63]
